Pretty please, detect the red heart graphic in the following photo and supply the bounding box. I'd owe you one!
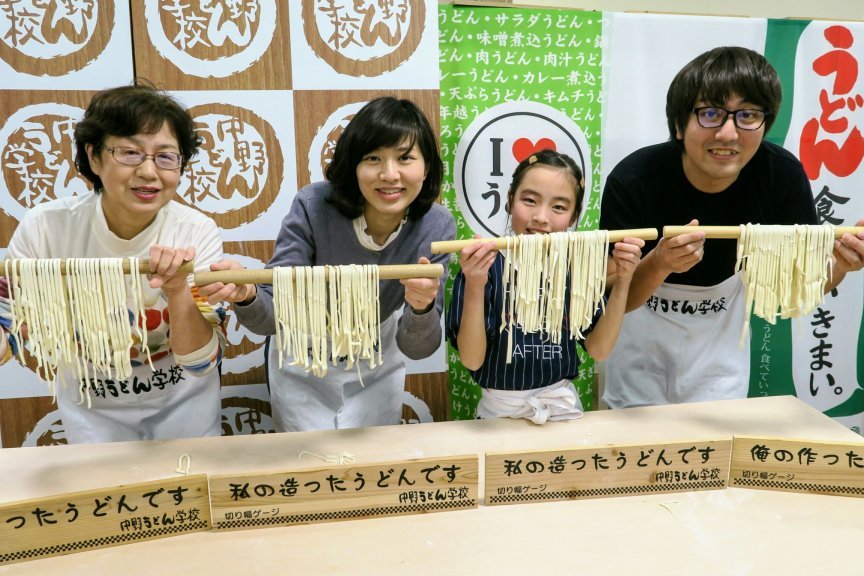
[512,138,557,163]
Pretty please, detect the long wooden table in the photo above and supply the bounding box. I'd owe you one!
[1,396,862,575]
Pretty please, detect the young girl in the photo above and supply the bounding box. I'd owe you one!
[445,150,643,423]
[201,96,456,432]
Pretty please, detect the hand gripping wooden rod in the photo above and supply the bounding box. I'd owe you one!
[430,228,658,254]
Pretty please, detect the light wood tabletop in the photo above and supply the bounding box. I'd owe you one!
[1,395,861,575]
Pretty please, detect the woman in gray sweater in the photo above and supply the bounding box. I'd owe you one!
[201,97,455,431]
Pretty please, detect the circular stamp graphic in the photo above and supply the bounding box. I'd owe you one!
[454,101,593,237]
[22,410,67,447]
[307,100,367,183]
[401,390,433,424]
[0,103,92,221]
[145,0,277,78]
[0,0,114,75]
[221,393,275,435]
[302,0,425,77]
[179,102,283,229]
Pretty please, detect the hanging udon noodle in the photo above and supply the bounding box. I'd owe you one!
[735,223,834,337]
[3,257,151,404]
[501,231,609,361]
[272,264,382,377]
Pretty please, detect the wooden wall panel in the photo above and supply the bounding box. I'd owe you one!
[0,91,97,246]
[0,2,121,79]
[129,1,293,90]
[294,90,440,190]
[0,397,63,448]
[0,1,445,447]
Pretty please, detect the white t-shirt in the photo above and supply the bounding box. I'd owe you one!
[3,193,225,443]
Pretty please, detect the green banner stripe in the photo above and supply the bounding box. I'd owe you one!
[859,281,864,389]
[763,19,810,147]
[747,19,810,399]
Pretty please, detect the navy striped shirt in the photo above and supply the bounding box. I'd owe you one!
[446,252,601,391]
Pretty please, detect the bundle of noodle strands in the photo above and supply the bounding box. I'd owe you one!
[272,264,382,378]
[4,257,149,404]
[735,224,834,330]
[501,231,609,360]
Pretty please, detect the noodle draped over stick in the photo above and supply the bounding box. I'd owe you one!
[272,264,382,378]
[3,257,151,404]
[735,223,835,338]
[501,231,609,362]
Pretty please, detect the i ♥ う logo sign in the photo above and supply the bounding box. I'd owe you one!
[454,102,592,237]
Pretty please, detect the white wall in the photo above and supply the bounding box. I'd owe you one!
[514,0,863,20]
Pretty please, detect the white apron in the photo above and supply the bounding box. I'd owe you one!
[476,379,584,425]
[55,360,222,444]
[603,274,749,408]
[52,275,222,444]
[267,312,405,432]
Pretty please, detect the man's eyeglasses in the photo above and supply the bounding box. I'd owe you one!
[692,107,769,131]
[102,146,183,170]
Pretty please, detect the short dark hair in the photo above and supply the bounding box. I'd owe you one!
[506,149,584,224]
[325,96,442,221]
[666,46,781,145]
[74,81,202,192]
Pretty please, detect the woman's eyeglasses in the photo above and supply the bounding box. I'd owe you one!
[102,146,183,170]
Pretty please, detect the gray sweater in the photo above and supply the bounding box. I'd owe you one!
[235,181,456,360]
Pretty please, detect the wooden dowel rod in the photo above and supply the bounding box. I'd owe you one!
[662,226,740,239]
[2,259,443,285]
[662,225,864,239]
[135,261,196,274]
[1,259,195,276]
[192,264,444,286]
[430,228,658,254]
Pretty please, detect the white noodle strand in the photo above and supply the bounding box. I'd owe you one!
[735,223,835,342]
[501,231,609,363]
[2,258,153,402]
[271,265,382,378]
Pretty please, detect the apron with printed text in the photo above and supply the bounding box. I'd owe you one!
[603,274,749,408]
[55,360,221,444]
[267,312,405,432]
[53,279,221,444]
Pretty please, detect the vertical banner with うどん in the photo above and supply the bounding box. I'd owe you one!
[770,20,864,433]
[439,4,603,419]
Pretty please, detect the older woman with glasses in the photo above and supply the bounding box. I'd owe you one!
[598,46,864,409]
[0,83,227,444]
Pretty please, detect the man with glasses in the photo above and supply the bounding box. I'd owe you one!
[599,46,864,409]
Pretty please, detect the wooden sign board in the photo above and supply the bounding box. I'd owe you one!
[0,474,211,566]
[730,436,864,497]
[486,439,732,506]
[210,455,478,531]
